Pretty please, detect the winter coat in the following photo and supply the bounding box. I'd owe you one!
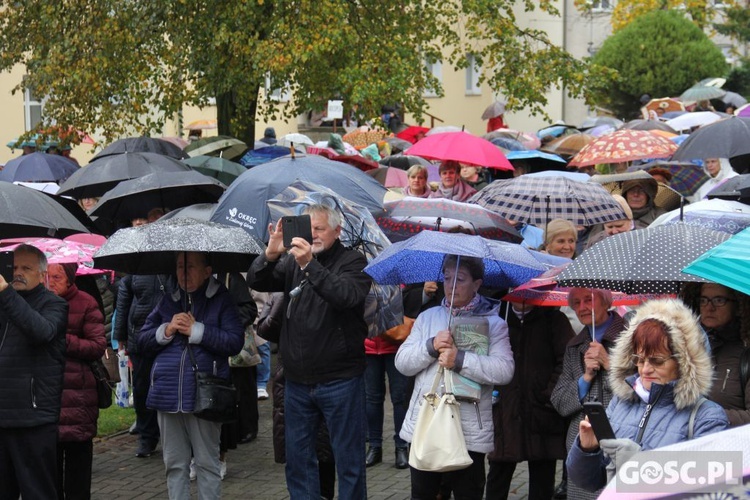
[114,274,175,354]
[365,334,400,355]
[488,306,574,463]
[396,295,515,453]
[0,284,68,428]
[707,321,750,427]
[691,158,738,202]
[567,299,728,492]
[247,239,371,385]
[137,278,244,413]
[58,285,106,442]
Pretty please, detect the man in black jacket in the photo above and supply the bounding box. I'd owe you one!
[248,204,372,500]
[0,244,68,499]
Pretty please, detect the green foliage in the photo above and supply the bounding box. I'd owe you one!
[0,0,612,142]
[97,405,135,438]
[725,60,750,98]
[714,4,750,44]
[591,10,728,119]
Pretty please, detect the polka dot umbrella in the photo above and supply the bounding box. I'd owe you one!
[557,223,731,294]
[568,129,678,168]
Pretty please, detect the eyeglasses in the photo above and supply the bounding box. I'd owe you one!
[630,354,675,367]
[698,296,736,308]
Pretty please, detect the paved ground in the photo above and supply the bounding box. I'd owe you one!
[91,382,561,499]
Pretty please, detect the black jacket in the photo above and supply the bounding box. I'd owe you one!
[248,239,371,384]
[113,274,175,353]
[0,284,68,428]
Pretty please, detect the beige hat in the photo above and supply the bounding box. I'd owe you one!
[611,194,633,220]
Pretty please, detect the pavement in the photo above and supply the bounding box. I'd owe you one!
[91,377,561,499]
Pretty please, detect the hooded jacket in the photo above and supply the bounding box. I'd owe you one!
[114,274,175,354]
[692,158,738,202]
[568,299,728,492]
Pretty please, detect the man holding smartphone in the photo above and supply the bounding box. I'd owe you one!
[248,204,372,500]
[0,244,69,499]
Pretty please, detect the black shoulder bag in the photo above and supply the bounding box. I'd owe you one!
[186,344,237,423]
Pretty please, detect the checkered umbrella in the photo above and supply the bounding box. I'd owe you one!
[628,161,710,198]
[468,176,628,227]
[557,223,731,294]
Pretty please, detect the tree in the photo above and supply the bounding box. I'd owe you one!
[605,0,717,32]
[590,10,728,118]
[0,0,611,146]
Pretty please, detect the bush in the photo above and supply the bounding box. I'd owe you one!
[725,60,750,99]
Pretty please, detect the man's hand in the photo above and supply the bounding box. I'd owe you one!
[289,237,313,270]
[166,312,195,338]
[585,341,610,371]
[265,220,286,262]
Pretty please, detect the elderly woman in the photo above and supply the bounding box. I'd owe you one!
[621,178,665,229]
[396,255,514,499]
[691,158,739,202]
[432,161,477,202]
[541,218,577,259]
[403,164,433,198]
[567,299,728,492]
[584,195,634,250]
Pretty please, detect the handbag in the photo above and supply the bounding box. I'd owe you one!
[90,359,113,409]
[409,366,473,472]
[381,316,415,343]
[228,326,261,368]
[187,344,238,423]
[101,346,121,384]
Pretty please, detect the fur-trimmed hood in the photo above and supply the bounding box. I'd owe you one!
[609,298,713,410]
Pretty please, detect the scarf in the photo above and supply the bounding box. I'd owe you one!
[442,293,480,315]
[633,376,650,403]
[403,185,432,198]
[435,179,476,202]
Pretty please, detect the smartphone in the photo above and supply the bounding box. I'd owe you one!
[281,215,313,249]
[0,251,14,284]
[583,401,616,441]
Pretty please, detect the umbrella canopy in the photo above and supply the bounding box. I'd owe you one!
[680,86,726,103]
[505,150,568,173]
[330,154,380,172]
[481,101,506,120]
[579,116,624,130]
[641,98,686,119]
[705,174,750,202]
[649,198,750,235]
[628,161,709,197]
[396,126,431,144]
[719,91,748,109]
[489,137,525,152]
[405,131,514,171]
[426,125,464,136]
[682,226,750,296]
[2,237,108,276]
[342,128,388,149]
[539,133,595,160]
[589,172,683,212]
[671,117,750,163]
[483,129,541,150]
[737,104,750,118]
[238,145,294,167]
[620,119,677,134]
[366,167,409,188]
[184,135,248,160]
[383,137,413,153]
[57,152,191,199]
[278,133,314,148]
[184,119,217,131]
[89,170,226,221]
[469,176,628,227]
[537,124,580,140]
[0,153,79,183]
[0,183,90,238]
[91,137,187,161]
[182,155,247,185]
[568,129,678,167]
[374,198,522,243]
[363,230,568,289]
[160,203,217,222]
[93,217,265,275]
[378,154,434,171]
[557,223,731,294]
[665,111,727,132]
[211,154,388,242]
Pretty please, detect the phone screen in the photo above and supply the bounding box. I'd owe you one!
[0,251,14,284]
[281,215,313,248]
[583,402,616,441]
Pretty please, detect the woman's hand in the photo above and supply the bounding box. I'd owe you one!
[433,330,453,352]
[438,344,458,369]
[167,312,194,338]
[579,416,600,452]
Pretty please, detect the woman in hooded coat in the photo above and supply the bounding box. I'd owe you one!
[567,299,728,492]
[691,158,739,202]
[620,178,666,229]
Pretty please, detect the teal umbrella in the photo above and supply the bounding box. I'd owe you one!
[682,226,750,296]
[182,155,246,185]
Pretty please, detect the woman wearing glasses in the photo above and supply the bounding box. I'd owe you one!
[566,298,728,492]
[681,283,750,427]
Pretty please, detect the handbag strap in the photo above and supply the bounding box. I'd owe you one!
[427,365,454,395]
[186,343,199,372]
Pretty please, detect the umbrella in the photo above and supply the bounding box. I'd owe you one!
[557,223,731,294]
[0,152,78,183]
[680,86,726,103]
[378,154,434,171]
[628,161,709,197]
[468,175,628,227]
[682,226,750,296]
[278,133,314,148]
[481,101,506,120]
[641,98,686,119]
[737,104,750,118]
[184,119,217,130]
[13,181,59,194]
[363,230,568,289]
[568,129,678,167]
[211,154,387,242]
[88,170,226,221]
[238,145,295,167]
[586,125,616,137]
[366,167,408,188]
[405,131,514,171]
[649,199,750,234]
[383,137,413,153]
[539,133,595,160]
[93,217,265,275]
[706,174,750,202]
[57,152,191,199]
[483,129,541,150]
[160,203,217,222]
[665,111,728,132]
[489,137,525,152]
[159,136,190,149]
[184,135,248,160]
[579,116,624,130]
[342,129,388,149]
[0,183,90,238]
[589,172,683,212]
[537,124,580,140]
[329,154,380,172]
[505,150,568,173]
[719,91,747,109]
[2,237,108,276]
[426,125,464,136]
[396,126,430,144]
[671,117,750,163]
[524,170,591,182]
[182,155,247,185]
[374,198,522,243]
[620,119,677,134]
[91,137,187,161]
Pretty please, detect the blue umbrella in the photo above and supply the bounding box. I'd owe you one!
[238,145,299,167]
[211,154,387,242]
[506,150,569,173]
[364,230,569,289]
[682,226,750,296]
[0,152,79,183]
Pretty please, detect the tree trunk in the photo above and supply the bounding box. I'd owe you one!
[216,83,261,147]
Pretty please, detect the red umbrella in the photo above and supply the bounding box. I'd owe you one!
[396,126,430,144]
[404,131,514,171]
[330,154,380,172]
[569,129,678,168]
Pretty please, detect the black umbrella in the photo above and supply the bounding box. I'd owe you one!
[93,217,265,275]
[671,117,750,164]
[0,183,90,238]
[89,171,226,221]
[620,119,677,134]
[378,154,433,171]
[383,137,413,154]
[706,174,750,203]
[0,153,79,183]
[557,223,731,294]
[57,152,191,199]
[160,203,217,222]
[91,137,188,161]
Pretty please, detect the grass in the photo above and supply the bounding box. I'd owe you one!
[97,404,136,438]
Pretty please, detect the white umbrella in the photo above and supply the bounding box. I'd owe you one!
[278,133,314,147]
[665,111,726,132]
[426,125,466,136]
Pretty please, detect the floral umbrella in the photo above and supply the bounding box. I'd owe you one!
[2,236,109,276]
[568,129,678,167]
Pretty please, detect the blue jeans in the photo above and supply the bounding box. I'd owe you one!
[365,353,408,448]
[285,376,367,500]
[257,342,271,389]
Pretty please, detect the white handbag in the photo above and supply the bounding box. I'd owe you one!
[409,366,474,472]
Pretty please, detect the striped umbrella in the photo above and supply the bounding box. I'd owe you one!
[682,226,750,296]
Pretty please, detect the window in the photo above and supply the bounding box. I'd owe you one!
[264,75,292,102]
[465,54,481,96]
[423,58,442,98]
[24,85,43,131]
[590,0,615,11]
